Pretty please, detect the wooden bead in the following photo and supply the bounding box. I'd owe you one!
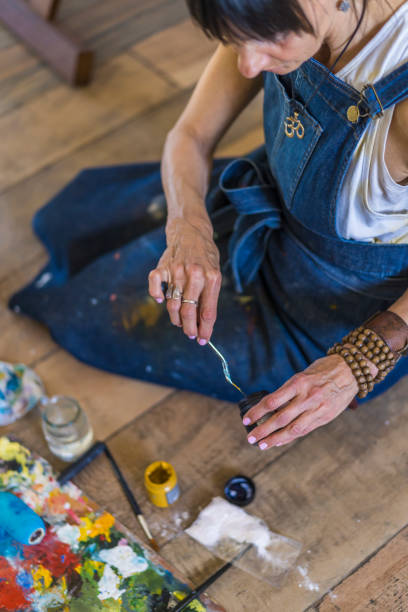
[383,345,390,354]
[362,367,370,375]
[361,345,368,354]
[373,347,380,355]
[367,341,375,350]
[372,356,380,364]
[376,339,385,347]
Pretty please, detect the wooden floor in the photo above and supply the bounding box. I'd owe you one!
[1,3,408,611]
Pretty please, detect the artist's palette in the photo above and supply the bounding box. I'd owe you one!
[0,437,224,612]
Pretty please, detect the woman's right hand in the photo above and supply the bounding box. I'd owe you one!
[148,216,222,344]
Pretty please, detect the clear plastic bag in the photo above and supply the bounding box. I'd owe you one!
[186,497,301,587]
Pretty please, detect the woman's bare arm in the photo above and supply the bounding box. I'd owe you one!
[149,44,263,342]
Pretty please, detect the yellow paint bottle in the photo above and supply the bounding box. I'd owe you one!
[144,461,180,508]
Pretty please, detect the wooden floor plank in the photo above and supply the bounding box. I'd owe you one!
[133,18,217,89]
[59,0,188,66]
[315,526,408,611]
[34,350,172,441]
[0,53,175,192]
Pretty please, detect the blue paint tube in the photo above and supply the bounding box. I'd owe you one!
[0,491,45,545]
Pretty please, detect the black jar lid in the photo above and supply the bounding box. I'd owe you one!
[224,475,256,507]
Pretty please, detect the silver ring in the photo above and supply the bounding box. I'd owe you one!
[165,283,174,300]
[171,287,183,300]
[182,299,198,306]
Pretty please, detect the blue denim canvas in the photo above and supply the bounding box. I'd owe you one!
[9,59,408,403]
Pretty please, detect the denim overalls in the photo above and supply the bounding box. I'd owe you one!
[10,58,408,403]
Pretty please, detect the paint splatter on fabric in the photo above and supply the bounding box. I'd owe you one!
[0,437,219,612]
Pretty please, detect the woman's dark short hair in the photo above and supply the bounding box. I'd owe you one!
[185,0,314,43]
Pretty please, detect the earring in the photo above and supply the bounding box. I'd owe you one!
[337,0,351,11]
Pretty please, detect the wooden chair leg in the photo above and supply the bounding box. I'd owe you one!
[28,0,62,21]
[0,0,93,86]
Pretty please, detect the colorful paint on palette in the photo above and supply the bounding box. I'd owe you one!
[0,437,218,612]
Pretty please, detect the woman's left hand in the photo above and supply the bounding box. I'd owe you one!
[243,354,362,450]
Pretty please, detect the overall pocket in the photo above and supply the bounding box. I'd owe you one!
[263,76,323,209]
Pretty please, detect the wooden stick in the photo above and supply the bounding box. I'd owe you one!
[28,0,61,21]
[104,445,160,553]
[172,546,252,611]
[0,0,93,86]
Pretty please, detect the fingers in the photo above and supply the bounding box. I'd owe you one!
[242,380,298,427]
[180,265,205,339]
[254,409,322,450]
[149,258,221,341]
[246,399,309,445]
[166,265,186,327]
[148,268,168,303]
[197,269,222,344]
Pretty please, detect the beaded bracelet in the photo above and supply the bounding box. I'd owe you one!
[327,310,408,399]
[341,326,398,384]
[327,343,374,398]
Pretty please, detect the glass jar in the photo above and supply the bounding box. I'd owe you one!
[40,395,94,462]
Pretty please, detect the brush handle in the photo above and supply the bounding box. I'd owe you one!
[57,441,106,485]
[172,561,233,612]
[104,445,142,516]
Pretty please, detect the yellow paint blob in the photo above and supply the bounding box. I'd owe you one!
[78,512,115,542]
[0,438,30,464]
[122,297,162,331]
[32,565,53,591]
[173,592,206,611]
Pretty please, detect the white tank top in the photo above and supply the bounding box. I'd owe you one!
[336,1,408,244]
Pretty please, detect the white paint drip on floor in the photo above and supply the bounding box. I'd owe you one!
[297,565,320,592]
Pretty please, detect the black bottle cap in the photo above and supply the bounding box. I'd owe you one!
[224,475,256,507]
[239,391,269,433]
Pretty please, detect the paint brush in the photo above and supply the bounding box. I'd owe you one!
[208,341,245,396]
[57,441,106,486]
[57,441,159,553]
[171,545,251,611]
[104,445,160,553]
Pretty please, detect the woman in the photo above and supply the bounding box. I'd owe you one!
[11,0,408,451]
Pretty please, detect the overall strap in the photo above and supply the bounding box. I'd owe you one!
[364,60,408,117]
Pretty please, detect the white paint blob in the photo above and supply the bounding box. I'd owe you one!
[35,272,53,288]
[186,497,273,560]
[297,565,320,592]
[99,545,149,578]
[98,565,125,601]
[54,524,81,550]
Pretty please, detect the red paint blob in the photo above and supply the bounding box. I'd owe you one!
[24,531,80,579]
[0,557,32,610]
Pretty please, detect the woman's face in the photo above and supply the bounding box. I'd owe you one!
[233,0,338,77]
